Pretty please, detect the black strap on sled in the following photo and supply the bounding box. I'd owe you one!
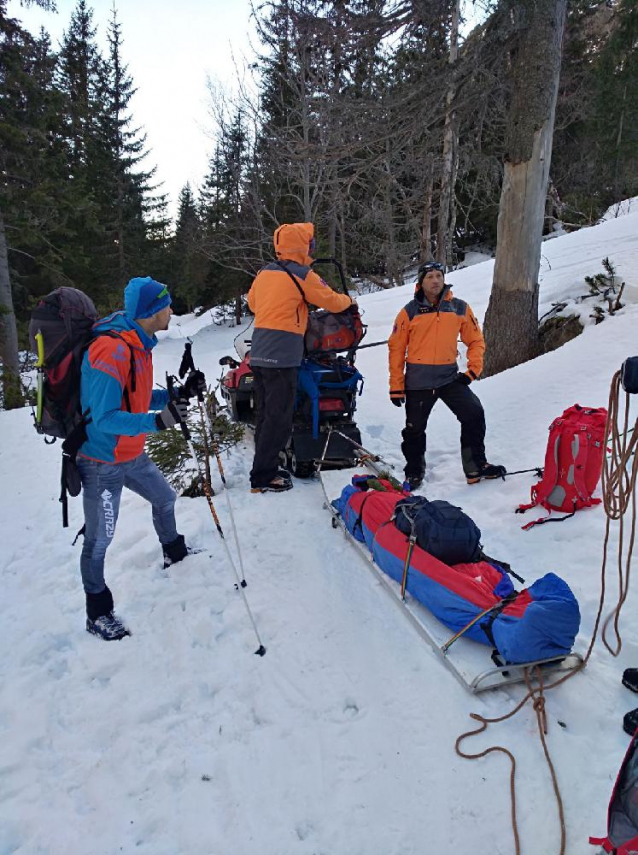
[480,591,520,649]
[479,551,525,584]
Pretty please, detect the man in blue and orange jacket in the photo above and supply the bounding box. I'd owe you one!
[247,222,354,493]
[76,276,205,641]
[388,261,504,489]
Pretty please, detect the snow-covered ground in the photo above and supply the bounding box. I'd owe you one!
[1,209,637,855]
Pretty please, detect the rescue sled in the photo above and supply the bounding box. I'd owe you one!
[317,437,585,694]
[220,259,366,477]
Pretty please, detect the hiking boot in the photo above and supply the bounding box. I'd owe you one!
[623,669,638,693]
[466,463,507,485]
[251,475,293,494]
[86,613,130,641]
[278,467,292,483]
[162,534,191,568]
[624,707,638,736]
[404,472,424,491]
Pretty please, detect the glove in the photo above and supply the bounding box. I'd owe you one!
[155,396,189,430]
[390,394,405,407]
[181,369,206,400]
[456,372,472,386]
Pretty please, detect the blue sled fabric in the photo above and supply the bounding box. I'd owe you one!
[333,482,580,665]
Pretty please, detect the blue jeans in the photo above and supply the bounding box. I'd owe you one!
[77,452,178,594]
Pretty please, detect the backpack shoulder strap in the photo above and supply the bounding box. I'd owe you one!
[275,260,309,306]
[88,331,137,410]
[518,419,563,512]
[571,423,602,507]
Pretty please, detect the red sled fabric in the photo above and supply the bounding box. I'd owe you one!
[335,480,580,664]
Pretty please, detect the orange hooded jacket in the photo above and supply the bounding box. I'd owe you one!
[247,223,352,368]
[388,283,485,395]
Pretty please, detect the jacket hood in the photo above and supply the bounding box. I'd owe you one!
[273,222,315,266]
[93,311,156,351]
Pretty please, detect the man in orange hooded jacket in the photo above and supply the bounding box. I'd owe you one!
[247,222,353,492]
[388,261,504,489]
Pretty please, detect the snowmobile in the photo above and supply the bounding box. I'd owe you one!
[219,259,366,478]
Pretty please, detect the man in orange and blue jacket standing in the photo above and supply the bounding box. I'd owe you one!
[388,261,505,490]
[76,277,206,641]
[247,222,353,493]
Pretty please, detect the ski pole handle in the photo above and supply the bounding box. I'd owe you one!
[166,373,192,441]
[178,341,196,380]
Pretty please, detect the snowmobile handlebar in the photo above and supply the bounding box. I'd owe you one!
[311,257,348,295]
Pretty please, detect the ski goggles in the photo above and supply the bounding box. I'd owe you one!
[418,261,445,277]
[309,237,316,255]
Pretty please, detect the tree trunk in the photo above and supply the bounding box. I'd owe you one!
[0,212,24,409]
[435,0,460,268]
[421,154,434,262]
[483,0,567,377]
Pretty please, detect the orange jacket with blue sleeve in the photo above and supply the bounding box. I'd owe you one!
[388,287,485,396]
[247,222,353,368]
[77,312,168,464]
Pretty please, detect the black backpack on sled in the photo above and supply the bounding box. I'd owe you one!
[393,496,482,565]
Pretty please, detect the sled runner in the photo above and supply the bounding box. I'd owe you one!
[318,449,584,694]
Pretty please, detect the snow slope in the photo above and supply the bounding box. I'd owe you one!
[1,209,637,855]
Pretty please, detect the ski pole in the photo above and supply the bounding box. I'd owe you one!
[167,374,265,656]
[400,533,417,601]
[441,593,518,655]
[178,342,247,586]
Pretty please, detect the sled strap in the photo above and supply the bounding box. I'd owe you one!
[479,592,520,649]
[479,551,525,584]
[354,492,375,535]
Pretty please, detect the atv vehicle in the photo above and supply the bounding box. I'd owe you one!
[219,259,366,477]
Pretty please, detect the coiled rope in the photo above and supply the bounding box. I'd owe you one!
[455,368,638,854]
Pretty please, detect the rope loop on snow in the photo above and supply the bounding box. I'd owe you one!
[455,367,638,855]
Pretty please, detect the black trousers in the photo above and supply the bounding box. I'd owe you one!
[250,366,298,487]
[401,380,487,477]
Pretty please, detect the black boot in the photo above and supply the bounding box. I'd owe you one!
[405,472,424,491]
[624,707,638,735]
[162,534,190,568]
[86,585,114,620]
[466,463,507,485]
[623,668,638,693]
[85,586,129,641]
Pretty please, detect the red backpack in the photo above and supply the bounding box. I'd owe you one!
[590,730,638,853]
[517,404,607,530]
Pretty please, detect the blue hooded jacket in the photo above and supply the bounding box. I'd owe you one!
[77,311,169,464]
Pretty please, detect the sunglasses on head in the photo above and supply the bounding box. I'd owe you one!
[418,261,445,276]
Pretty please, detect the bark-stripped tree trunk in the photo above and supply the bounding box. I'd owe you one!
[421,154,434,261]
[483,0,567,376]
[0,213,23,409]
[435,0,460,267]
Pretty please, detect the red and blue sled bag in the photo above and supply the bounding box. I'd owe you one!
[333,478,580,665]
[590,731,638,853]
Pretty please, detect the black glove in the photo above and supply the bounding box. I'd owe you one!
[181,369,206,401]
[455,372,472,386]
[155,396,189,430]
[390,394,405,407]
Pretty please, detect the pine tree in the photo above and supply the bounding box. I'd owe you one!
[0,6,69,407]
[171,184,206,313]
